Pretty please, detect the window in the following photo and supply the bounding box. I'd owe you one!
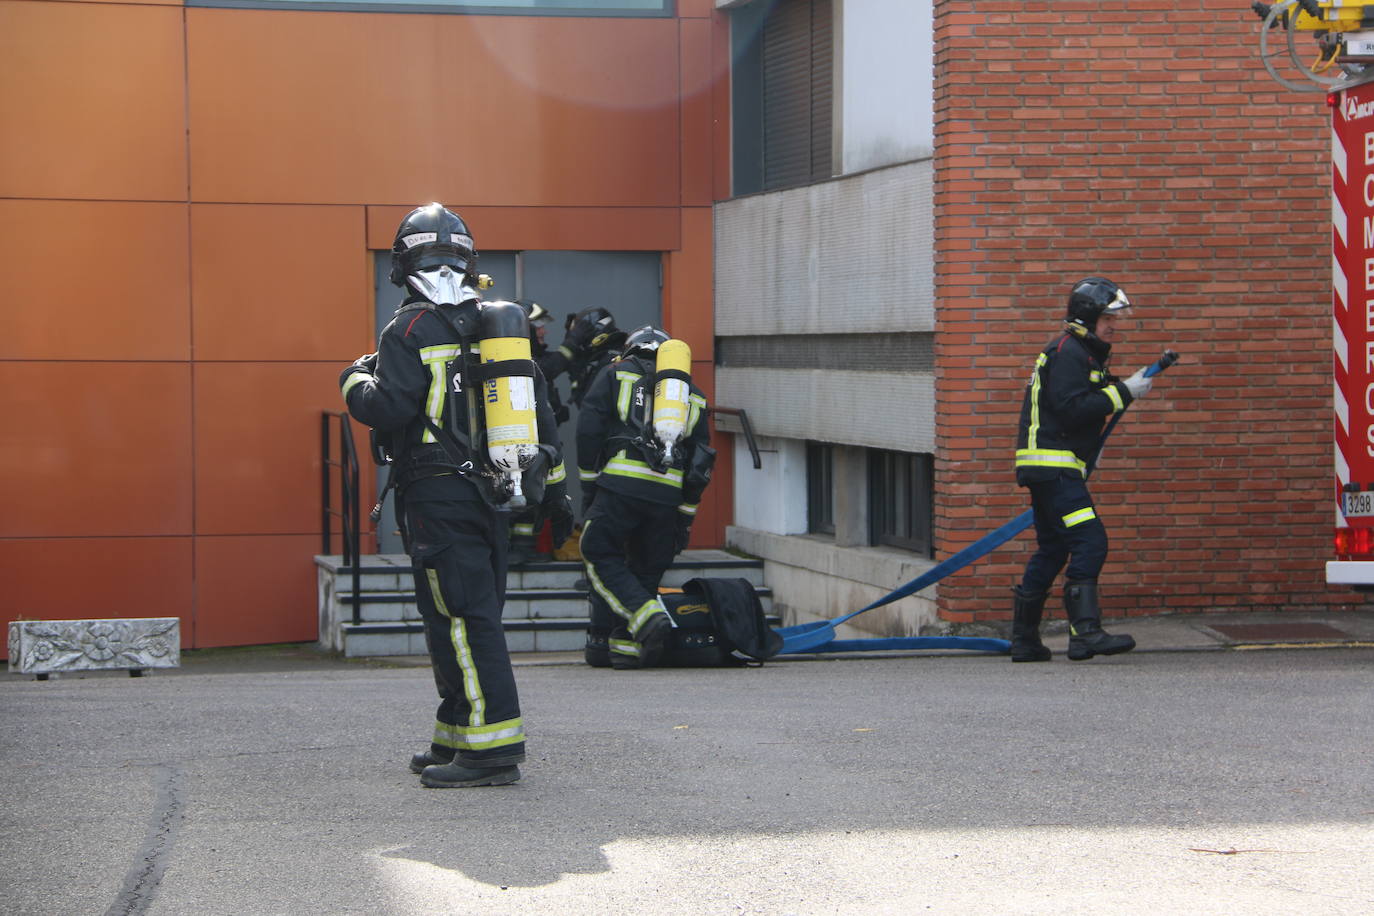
[806,441,834,535]
[188,0,670,14]
[869,449,933,556]
[730,0,834,195]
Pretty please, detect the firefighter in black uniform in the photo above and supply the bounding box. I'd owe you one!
[576,325,712,668]
[563,306,626,410]
[508,301,625,562]
[1012,277,1151,662]
[508,300,566,564]
[340,203,573,787]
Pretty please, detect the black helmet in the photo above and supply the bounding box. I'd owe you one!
[516,299,550,325]
[623,325,670,356]
[1066,277,1131,331]
[389,203,478,302]
[565,306,623,352]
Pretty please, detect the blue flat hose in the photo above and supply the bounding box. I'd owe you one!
[777,350,1179,656]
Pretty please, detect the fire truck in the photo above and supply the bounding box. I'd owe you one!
[1252,1,1374,587]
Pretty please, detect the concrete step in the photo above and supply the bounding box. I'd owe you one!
[316,550,771,657]
[336,586,773,624]
[316,550,765,591]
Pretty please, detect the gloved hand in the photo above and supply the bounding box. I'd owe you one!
[674,515,693,553]
[549,494,575,548]
[339,352,378,391]
[1122,367,1152,400]
[562,315,597,356]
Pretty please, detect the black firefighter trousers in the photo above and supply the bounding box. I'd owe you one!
[1020,473,1109,597]
[404,481,525,767]
[580,489,678,656]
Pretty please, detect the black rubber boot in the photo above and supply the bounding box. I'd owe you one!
[408,748,454,775]
[420,760,522,788]
[1064,580,1135,661]
[584,630,611,668]
[634,611,673,668]
[1010,586,1052,662]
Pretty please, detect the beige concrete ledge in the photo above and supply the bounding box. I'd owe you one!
[726,526,939,639]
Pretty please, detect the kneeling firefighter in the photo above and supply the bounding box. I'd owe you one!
[1011,277,1151,663]
[340,203,573,787]
[576,325,715,668]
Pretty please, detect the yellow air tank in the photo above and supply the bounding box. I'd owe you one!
[652,338,692,464]
[478,301,539,507]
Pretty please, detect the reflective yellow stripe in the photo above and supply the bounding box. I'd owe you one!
[678,503,698,516]
[1103,383,1124,412]
[578,468,599,482]
[512,523,535,536]
[427,568,485,727]
[433,717,525,751]
[547,461,566,484]
[628,598,667,634]
[687,393,706,433]
[1062,507,1097,528]
[609,638,640,657]
[1015,448,1086,475]
[603,451,684,486]
[1026,353,1047,450]
[615,370,641,422]
[419,345,463,444]
[341,372,368,400]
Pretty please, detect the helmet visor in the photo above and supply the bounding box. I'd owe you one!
[407,266,477,306]
[1102,287,1132,315]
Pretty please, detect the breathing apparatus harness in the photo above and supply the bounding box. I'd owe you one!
[369,301,555,528]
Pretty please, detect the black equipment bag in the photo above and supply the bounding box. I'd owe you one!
[653,577,782,667]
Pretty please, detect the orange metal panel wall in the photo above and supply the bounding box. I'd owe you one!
[194,362,352,536]
[186,10,682,207]
[4,1,731,649]
[0,362,195,538]
[194,535,322,647]
[1,200,192,361]
[0,539,195,642]
[0,1,187,200]
[191,204,371,362]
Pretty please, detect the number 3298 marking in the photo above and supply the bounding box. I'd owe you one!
[1343,491,1374,516]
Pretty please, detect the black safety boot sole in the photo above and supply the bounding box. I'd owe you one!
[409,749,455,775]
[1067,633,1136,661]
[1010,642,1052,662]
[420,762,522,789]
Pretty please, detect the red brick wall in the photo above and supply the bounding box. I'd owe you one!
[932,1,1369,620]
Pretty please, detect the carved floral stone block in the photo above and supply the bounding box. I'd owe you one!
[8,618,181,675]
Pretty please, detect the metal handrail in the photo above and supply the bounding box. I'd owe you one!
[711,407,762,469]
[321,411,362,625]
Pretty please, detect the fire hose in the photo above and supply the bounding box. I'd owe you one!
[776,350,1180,656]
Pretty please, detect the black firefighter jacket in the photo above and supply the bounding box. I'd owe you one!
[340,297,566,500]
[1014,327,1134,485]
[576,353,710,514]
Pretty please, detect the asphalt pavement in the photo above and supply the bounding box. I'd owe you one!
[3,610,1373,915]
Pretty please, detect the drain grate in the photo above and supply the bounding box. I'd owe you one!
[1209,622,1349,642]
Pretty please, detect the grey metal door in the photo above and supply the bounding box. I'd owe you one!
[371,249,661,555]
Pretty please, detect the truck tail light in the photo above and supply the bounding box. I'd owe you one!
[1335,526,1374,558]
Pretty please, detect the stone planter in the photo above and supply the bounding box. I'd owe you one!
[8,618,180,679]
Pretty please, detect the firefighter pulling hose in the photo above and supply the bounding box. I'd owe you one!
[776,279,1180,658]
